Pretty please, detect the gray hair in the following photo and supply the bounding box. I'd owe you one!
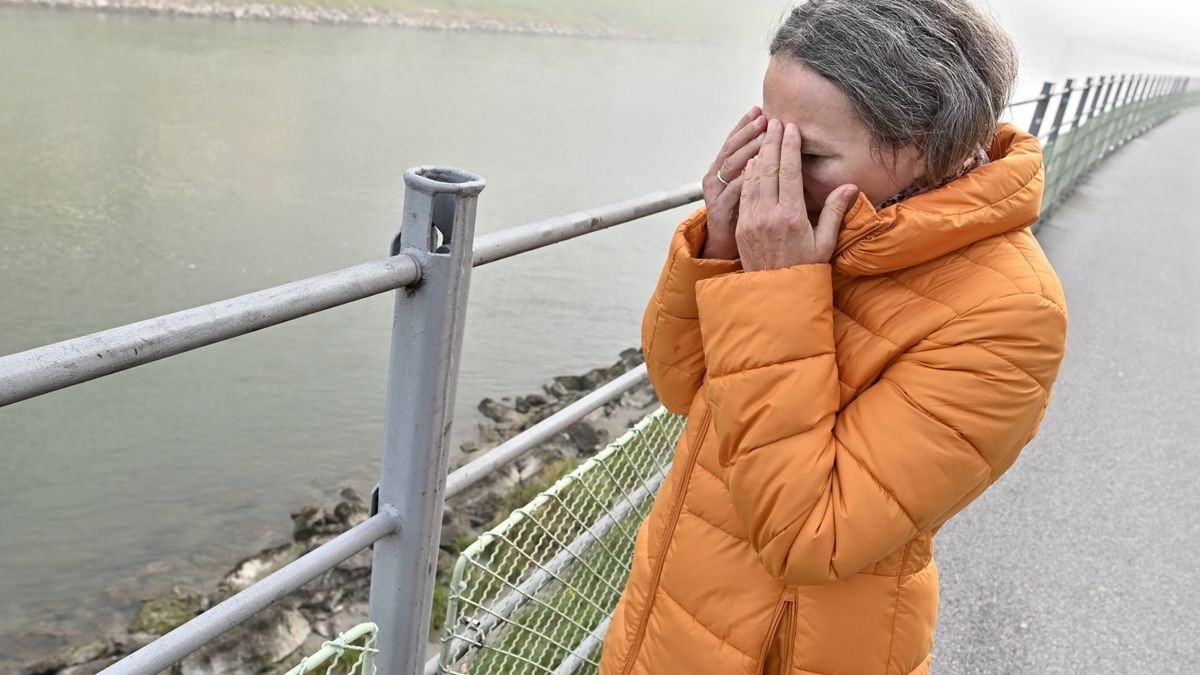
[770,0,1018,187]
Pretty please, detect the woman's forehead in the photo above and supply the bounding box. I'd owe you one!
[761,55,864,151]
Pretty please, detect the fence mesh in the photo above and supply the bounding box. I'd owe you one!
[286,622,378,675]
[436,406,685,675]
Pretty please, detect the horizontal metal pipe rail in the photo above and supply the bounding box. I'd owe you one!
[472,184,702,267]
[0,256,421,407]
[0,70,1184,674]
[445,365,648,499]
[0,187,698,409]
[103,509,400,675]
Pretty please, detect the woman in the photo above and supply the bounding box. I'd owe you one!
[599,1,1068,674]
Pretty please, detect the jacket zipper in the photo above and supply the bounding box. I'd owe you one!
[781,594,797,675]
[618,406,713,675]
[760,592,797,675]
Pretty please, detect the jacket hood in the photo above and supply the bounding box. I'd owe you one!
[833,122,1045,277]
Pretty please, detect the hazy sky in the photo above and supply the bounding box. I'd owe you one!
[985,0,1200,70]
[756,0,1200,75]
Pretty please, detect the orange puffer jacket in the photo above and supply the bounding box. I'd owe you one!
[598,122,1068,675]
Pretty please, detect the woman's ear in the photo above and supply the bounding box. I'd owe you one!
[881,142,928,191]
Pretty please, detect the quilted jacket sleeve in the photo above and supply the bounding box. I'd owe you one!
[641,207,742,415]
[694,262,1067,585]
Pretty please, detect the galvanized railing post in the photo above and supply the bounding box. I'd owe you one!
[1027,81,1054,137]
[1116,74,1137,144]
[1131,74,1151,137]
[1093,74,1119,164]
[1076,74,1108,182]
[1099,74,1124,159]
[1135,76,1158,135]
[1148,76,1163,128]
[1062,77,1094,187]
[1157,76,1171,122]
[1117,74,1137,143]
[1044,77,1092,213]
[367,166,485,675]
[1041,78,1074,208]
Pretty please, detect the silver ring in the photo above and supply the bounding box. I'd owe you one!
[716,169,730,186]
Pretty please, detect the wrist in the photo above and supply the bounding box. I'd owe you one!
[699,235,739,260]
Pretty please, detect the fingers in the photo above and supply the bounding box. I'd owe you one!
[719,132,765,183]
[779,123,805,211]
[708,171,744,251]
[755,118,783,205]
[713,110,767,176]
[711,173,745,222]
[740,157,760,216]
[814,184,860,254]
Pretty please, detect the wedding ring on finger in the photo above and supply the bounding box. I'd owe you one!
[716,169,730,186]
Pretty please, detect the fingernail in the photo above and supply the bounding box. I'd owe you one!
[768,118,779,131]
[785,123,797,135]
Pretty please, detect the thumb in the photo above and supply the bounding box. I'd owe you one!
[814,184,859,255]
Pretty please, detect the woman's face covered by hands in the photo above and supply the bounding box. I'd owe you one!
[761,55,926,220]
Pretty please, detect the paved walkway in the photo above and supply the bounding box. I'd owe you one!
[932,107,1200,673]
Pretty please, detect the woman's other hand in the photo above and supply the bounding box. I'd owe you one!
[700,107,767,260]
[737,119,858,271]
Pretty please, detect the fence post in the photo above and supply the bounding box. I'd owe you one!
[1028,81,1054,136]
[1070,74,1104,183]
[1104,74,1123,158]
[368,166,486,675]
[1133,74,1153,135]
[1118,74,1142,143]
[1097,74,1122,161]
[1159,77,1174,121]
[1119,74,1142,143]
[1041,77,1075,206]
[1046,76,1093,209]
[1140,76,1161,133]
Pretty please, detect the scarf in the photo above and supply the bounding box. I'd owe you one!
[876,144,992,210]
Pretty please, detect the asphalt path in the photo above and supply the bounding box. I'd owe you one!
[931,107,1200,673]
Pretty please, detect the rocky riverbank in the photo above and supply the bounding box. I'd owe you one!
[19,348,660,675]
[0,0,653,39]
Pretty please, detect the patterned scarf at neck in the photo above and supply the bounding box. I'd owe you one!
[876,144,991,211]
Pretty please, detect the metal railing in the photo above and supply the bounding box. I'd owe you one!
[1008,74,1198,225]
[0,71,1195,675]
[435,408,685,675]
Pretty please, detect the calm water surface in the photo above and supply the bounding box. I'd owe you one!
[0,4,1192,660]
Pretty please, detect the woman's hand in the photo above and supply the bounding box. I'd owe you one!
[700,107,767,260]
[737,119,859,271]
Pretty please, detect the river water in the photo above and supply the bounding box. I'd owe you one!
[0,4,1193,662]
